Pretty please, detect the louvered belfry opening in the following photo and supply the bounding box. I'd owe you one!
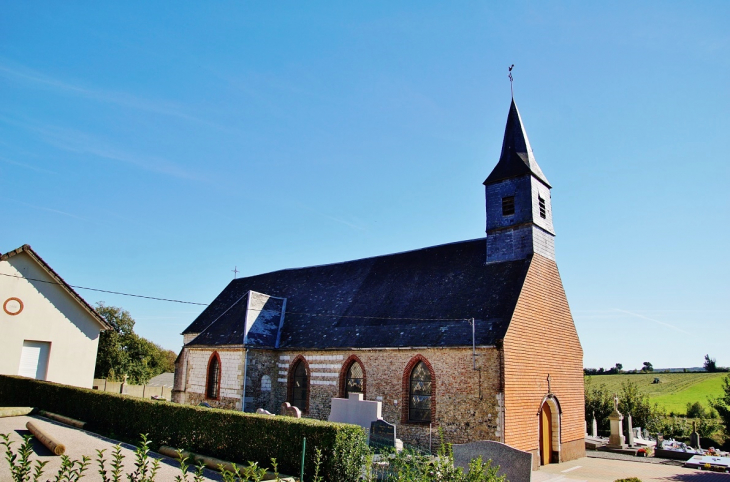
[345,362,364,396]
[409,361,432,422]
[206,354,220,399]
[291,360,308,412]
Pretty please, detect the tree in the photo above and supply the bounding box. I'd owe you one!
[642,362,653,372]
[615,363,623,373]
[711,374,730,435]
[704,354,717,373]
[585,379,661,436]
[94,303,177,384]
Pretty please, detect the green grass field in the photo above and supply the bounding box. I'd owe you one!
[585,372,729,414]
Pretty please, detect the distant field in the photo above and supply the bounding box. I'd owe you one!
[585,372,728,414]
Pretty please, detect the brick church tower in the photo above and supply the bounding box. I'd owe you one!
[484,98,555,263]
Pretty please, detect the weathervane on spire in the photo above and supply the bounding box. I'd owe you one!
[508,64,515,97]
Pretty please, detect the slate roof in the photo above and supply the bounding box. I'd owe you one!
[183,239,531,349]
[483,98,550,187]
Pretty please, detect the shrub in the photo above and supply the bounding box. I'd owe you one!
[711,374,730,436]
[0,375,366,481]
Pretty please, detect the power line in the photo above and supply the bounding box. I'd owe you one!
[0,271,474,322]
[0,272,208,306]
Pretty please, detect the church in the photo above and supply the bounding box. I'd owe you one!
[173,97,585,466]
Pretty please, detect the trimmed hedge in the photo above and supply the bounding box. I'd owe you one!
[0,375,366,481]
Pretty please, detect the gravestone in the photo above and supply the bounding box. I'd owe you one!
[328,393,382,430]
[607,394,626,449]
[280,402,302,418]
[689,421,700,449]
[370,419,396,449]
[627,414,634,446]
[453,441,531,482]
[256,408,274,415]
[591,416,598,438]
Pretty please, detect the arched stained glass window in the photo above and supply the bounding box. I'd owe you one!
[409,361,431,422]
[345,362,364,396]
[291,360,308,412]
[206,353,221,399]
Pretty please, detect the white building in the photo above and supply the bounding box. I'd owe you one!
[0,245,111,388]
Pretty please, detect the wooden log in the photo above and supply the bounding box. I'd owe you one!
[0,407,33,418]
[37,410,85,429]
[26,421,65,455]
[158,445,298,481]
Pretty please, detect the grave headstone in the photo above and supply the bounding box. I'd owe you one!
[370,419,396,449]
[689,421,700,449]
[627,414,634,446]
[328,393,382,430]
[256,408,274,415]
[591,416,598,438]
[453,441,531,482]
[280,402,302,418]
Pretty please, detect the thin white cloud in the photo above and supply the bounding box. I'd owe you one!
[0,60,236,133]
[0,115,207,182]
[612,308,692,335]
[0,155,58,175]
[297,202,368,231]
[2,197,89,222]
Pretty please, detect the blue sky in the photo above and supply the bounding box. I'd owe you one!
[1,2,728,369]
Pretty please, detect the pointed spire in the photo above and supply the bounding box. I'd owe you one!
[484,98,550,187]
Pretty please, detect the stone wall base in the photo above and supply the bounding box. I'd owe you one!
[186,391,240,410]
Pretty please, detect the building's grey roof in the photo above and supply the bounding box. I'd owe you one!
[483,98,550,187]
[183,239,531,350]
[147,372,174,388]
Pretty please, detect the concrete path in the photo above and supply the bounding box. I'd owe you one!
[0,415,223,481]
[534,456,730,482]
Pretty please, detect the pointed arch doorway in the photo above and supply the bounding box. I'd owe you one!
[538,395,561,465]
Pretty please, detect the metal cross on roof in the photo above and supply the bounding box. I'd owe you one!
[508,64,515,97]
[232,266,239,279]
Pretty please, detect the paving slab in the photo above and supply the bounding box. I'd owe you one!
[533,456,730,482]
[0,415,223,481]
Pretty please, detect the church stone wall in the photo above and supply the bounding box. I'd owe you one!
[184,346,243,410]
[241,347,503,451]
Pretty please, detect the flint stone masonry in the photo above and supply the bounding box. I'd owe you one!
[453,441,532,482]
[329,393,382,430]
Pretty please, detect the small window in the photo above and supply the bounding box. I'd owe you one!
[409,361,432,422]
[206,353,221,399]
[538,196,546,219]
[502,196,515,216]
[346,362,364,396]
[261,375,271,392]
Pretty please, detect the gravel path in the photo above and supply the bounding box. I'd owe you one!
[0,415,224,481]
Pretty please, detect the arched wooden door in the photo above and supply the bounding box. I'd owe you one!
[539,401,553,465]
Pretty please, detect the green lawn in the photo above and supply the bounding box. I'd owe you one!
[585,372,729,414]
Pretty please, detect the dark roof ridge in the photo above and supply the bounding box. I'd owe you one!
[235,237,486,280]
[1,244,112,330]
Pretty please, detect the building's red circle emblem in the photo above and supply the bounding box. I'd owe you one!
[3,298,23,316]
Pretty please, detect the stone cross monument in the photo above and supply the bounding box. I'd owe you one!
[607,393,626,449]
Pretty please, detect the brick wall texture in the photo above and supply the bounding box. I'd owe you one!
[503,253,585,462]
